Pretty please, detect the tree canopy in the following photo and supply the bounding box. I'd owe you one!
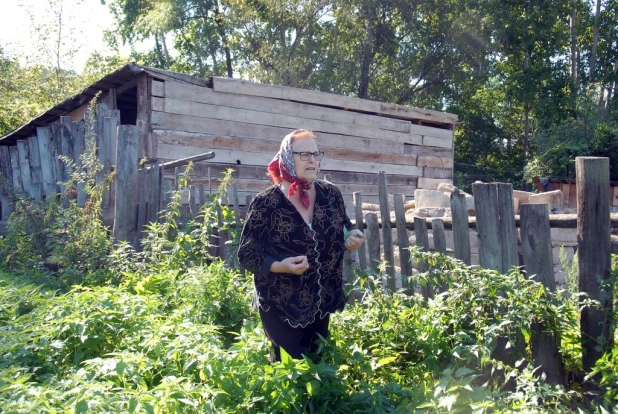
[4,0,618,187]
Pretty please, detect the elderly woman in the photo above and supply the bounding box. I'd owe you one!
[238,129,365,362]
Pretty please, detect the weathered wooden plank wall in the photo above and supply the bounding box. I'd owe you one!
[150,77,456,205]
[0,146,13,218]
[0,116,88,218]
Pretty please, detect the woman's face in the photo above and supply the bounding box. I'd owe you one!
[291,134,320,183]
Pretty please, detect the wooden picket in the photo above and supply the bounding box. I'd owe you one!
[378,172,396,289]
[576,157,612,375]
[450,190,471,264]
[520,203,564,385]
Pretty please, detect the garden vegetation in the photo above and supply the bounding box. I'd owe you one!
[0,116,617,412]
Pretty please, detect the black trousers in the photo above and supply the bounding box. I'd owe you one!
[259,308,330,362]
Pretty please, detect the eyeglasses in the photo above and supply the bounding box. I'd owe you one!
[292,151,324,161]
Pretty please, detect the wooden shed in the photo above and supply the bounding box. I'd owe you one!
[0,63,457,222]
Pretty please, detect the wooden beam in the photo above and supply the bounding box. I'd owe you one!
[156,142,423,176]
[142,151,216,171]
[116,78,138,96]
[151,114,406,154]
[136,73,154,159]
[163,97,423,144]
[212,76,458,125]
[166,81,411,133]
[154,131,418,167]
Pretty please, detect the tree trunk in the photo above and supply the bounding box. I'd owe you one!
[589,0,601,83]
[358,2,376,98]
[214,0,233,78]
[609,61,618,110]
[604,14,618,111]
[570,0,578,93]
[523,53,530,164]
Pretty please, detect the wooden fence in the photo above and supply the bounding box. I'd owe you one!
[0,104,120,219]
[128,155,611,387]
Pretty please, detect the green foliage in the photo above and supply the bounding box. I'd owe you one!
[0,197,112,286]
[0,102,114,289]
[108,166,238,278]
[526,90,618,182]
[0,48,79,135]
[2,240,618,412]
[0,122,616,412]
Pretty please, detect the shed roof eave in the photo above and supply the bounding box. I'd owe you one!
[0,63,212,145]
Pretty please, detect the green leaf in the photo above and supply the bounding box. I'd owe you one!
[306,380,320,396]
[178,398,198,407]
[377,356,397,366]
[75,399,89,414]
[454,367,475,378]
[438,394,457,411]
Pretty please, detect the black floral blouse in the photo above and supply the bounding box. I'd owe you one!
[238,180,351,328]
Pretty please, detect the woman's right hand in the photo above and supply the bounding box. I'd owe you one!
[270,255,309,275]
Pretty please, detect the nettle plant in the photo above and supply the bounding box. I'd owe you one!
[111,166,239,277]
[0,102,113,289]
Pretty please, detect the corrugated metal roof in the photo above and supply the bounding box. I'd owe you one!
[0,63,210,145]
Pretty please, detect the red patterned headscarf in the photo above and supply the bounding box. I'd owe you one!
[267,129,319,209]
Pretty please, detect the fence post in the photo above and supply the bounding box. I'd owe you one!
[113,125,139,247]
[414,217,431,299]
[163,178,173,210]
[432,219,447,255]
[137,166,149,247]
[473,182,524,371]
[378,172,396,289]
[473,183,518,274]
[157,164,164,215]
[231,182,244,276]
[60,117,74,182]
[217,201,228,262]
[520,203,564,385]
[71,121,87,206]
[342,250,354,297]
[432,218,447,293]
[95,104,109,200]
[199,184,205,213]
[353,191,368,271]
[451,190,471,265]
[208,166,212,195]
[0,146,13,219]
[394,194,412,285]
[27,135,43,201]
[37,126,58,200]
[191,184,199,216]
[49,123,63,197]
[190,185,198,218]
[16,140,32,198]
[576,157,613,375]
[175,167,180,191]
[365,212,381,273]
[149,162,161,222]
[9,147,23,193]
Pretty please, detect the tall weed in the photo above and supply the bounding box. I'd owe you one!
[0,102,113,289]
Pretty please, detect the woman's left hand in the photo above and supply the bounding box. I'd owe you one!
[345,229,365,251]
